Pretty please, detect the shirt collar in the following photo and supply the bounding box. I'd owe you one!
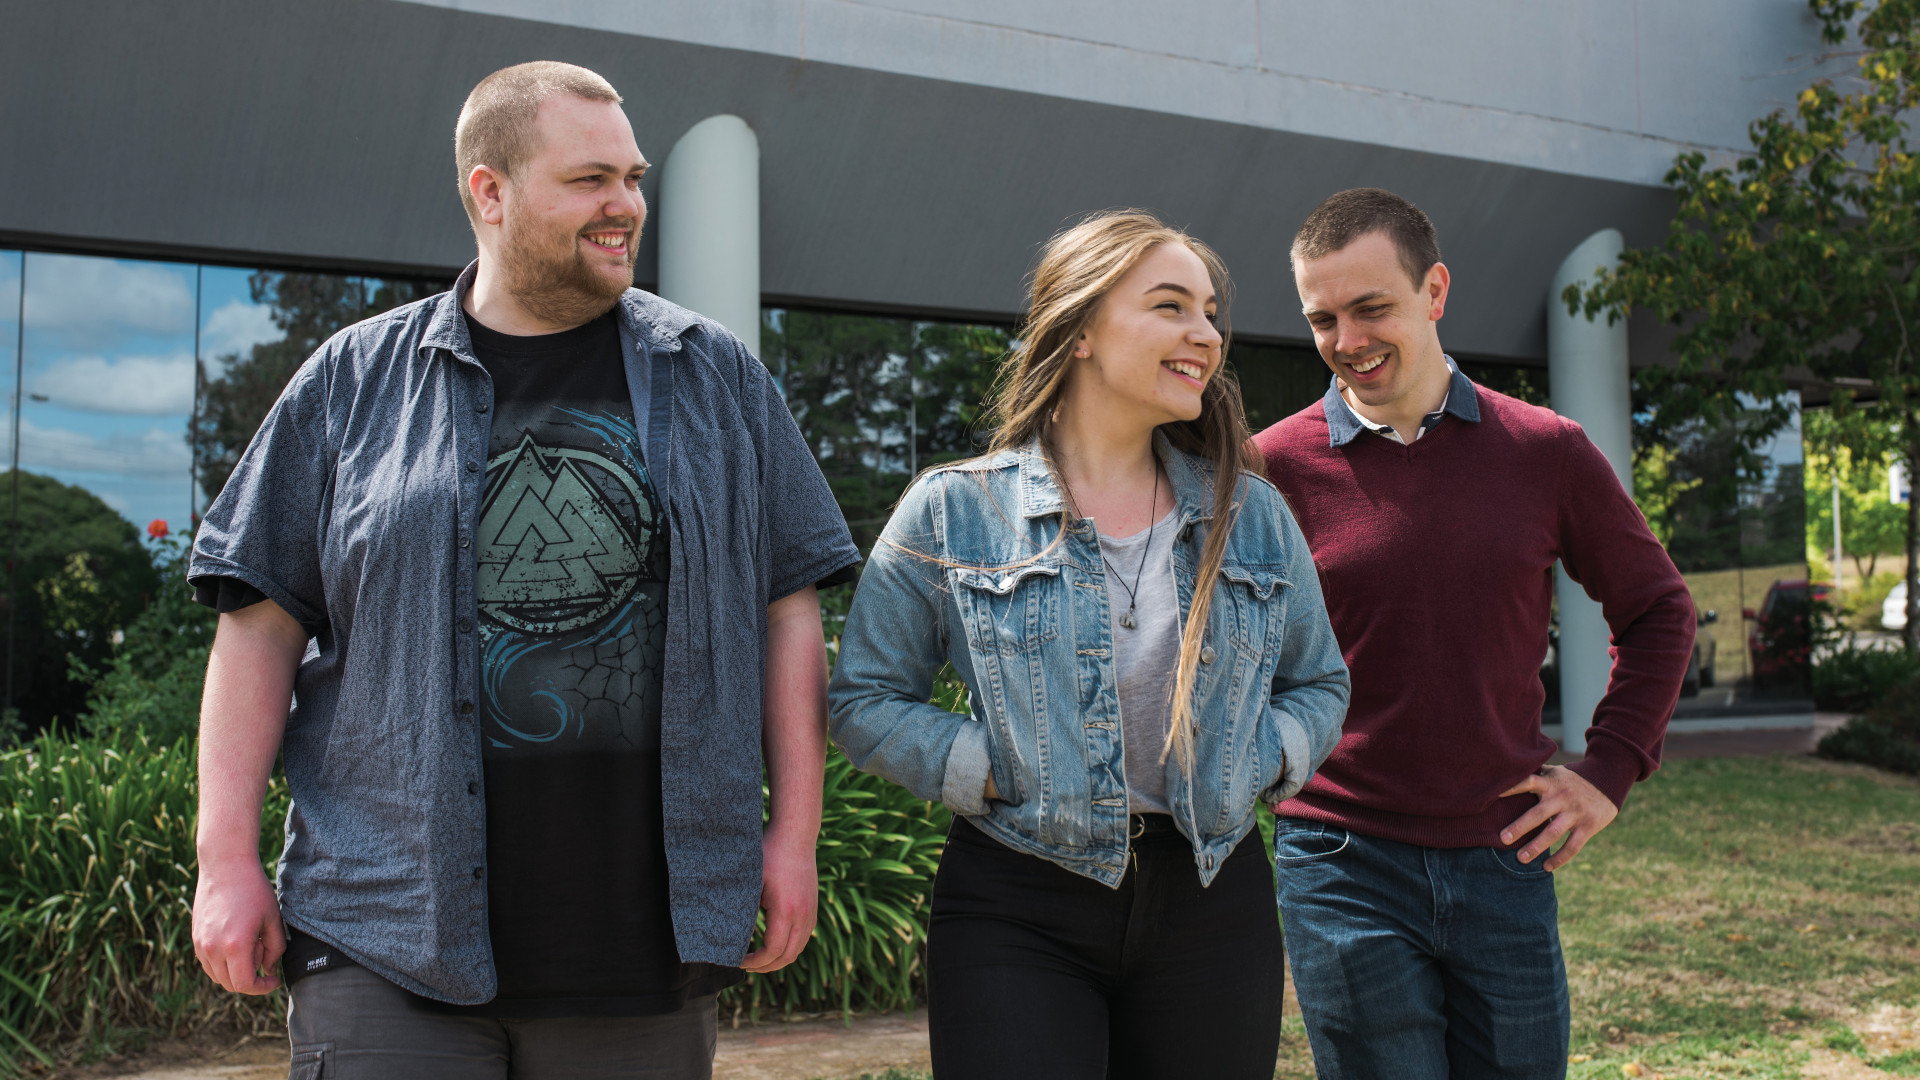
[1323,355,1480,447]
[420,259,703,360]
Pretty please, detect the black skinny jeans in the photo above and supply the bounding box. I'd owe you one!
[927,815,1285,1080]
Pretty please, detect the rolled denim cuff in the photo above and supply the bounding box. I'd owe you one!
[941,722,991,816]
[1259,709,1314,805]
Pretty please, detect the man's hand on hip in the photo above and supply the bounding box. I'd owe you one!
[1498,764,1618,872]
[742,828,818,973]
[192,856,286,994]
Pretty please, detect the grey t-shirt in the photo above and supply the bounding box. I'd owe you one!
[1099,507,1182,815]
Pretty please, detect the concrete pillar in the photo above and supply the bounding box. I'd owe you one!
[1547,229,1633,755]
[658,114,760,357]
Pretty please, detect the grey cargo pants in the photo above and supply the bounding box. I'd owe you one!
[287,967,717,1080]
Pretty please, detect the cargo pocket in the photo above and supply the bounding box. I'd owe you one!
[288,1042,330,1080]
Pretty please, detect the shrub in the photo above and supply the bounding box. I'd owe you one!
[1818,672,1920,775]
[0,729,287,1073]
[720,749,948,1021]
[1811,641,1920,713]
[71,536,217,746]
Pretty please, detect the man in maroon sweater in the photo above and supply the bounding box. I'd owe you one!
[1253,188,1694,1079]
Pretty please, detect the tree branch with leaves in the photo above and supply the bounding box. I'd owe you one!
[1569,0,1920,648]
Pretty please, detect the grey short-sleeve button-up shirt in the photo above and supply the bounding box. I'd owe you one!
[190,265,859,1004]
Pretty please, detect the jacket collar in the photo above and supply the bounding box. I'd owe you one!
[420,259,699,358]
[1015,431,1221,522]
[1322,354,1480,447]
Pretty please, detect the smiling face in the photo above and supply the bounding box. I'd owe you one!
[1065,242,1224,430]
[1295,230,1450,414]
[470,94,648,327]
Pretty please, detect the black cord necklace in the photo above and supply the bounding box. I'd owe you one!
[1099,467,1160,630]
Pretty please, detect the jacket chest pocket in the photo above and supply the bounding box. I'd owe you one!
[950,565,1062,656]
[1217,565,1290,660]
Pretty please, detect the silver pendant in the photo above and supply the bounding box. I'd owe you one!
[1120,611,1137,629]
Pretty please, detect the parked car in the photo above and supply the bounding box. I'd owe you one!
[1745,580,1830,686]
[1886,580,1909,631]
[1683,605,1718,696]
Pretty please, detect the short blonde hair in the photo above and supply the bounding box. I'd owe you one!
[454,61,622,220]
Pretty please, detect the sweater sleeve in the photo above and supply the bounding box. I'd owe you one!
[1553,419,1695,807]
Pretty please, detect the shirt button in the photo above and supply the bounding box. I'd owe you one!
[468,781,479,795]
[457,618,473,633]
[466,461,480,473]
[459,536,470,548]
[472,866,484,880]
[476,402,489,413]
[1200,646,1216,664]
[459,700,474,715]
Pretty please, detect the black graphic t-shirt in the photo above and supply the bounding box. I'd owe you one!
[453,308,740,1017]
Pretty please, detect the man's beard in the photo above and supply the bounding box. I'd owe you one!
[497,213,637,327]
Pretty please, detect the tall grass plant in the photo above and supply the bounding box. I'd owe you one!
[0,730,287,1073]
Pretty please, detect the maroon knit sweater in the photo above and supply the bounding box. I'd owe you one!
[1254,385,1693,848]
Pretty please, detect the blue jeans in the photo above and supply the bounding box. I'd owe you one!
[1273,818,1570,1080]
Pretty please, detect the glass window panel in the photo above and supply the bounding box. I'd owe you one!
[1230,342,1326,433]
[765,308,916,549]
[19,252,199,539]
[912,320,1009,471]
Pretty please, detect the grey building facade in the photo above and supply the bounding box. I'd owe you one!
[0,0,1829,727]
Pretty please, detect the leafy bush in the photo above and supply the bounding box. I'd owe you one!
[0,729,287,1073]
[1818,671,1920,775]
[1811,641,1920,713]
[721,750,948,1021]
[71,536,217,746]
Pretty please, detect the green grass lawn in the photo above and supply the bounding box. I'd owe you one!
[1547,755,1920,1080]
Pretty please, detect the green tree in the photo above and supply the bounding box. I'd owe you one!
[1569,0,1920,648]
[1806,407,1907,581]
[0,471,158,730]
[194,273,442,504]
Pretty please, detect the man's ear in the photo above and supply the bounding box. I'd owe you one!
[469,165,508,227]
[1424,261,1451,323]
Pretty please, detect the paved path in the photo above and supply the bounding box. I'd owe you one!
[1552,712,1849,764]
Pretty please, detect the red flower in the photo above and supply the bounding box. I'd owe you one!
[147,519,169,540]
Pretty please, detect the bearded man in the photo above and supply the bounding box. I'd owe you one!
[188,62,858,1079]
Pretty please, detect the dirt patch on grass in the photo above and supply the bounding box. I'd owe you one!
[1853,1003,1920,1058]
[1802,1048,1886,1079]
[42,1028,284,1079]
[1844,821,1920,855]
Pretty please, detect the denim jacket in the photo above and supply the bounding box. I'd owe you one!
[828,436,1349,886]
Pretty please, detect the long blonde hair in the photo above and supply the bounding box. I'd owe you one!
[983,209,1263,766]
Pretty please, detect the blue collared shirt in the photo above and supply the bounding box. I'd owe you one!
[1323,355,1480,447]
[190,265,859,1003]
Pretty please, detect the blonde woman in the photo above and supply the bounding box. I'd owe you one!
[827,211,1350,1078]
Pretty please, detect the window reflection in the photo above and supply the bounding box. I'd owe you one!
[19,253,199,537]
[0,251,448,728]
[765,309,1011,548]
